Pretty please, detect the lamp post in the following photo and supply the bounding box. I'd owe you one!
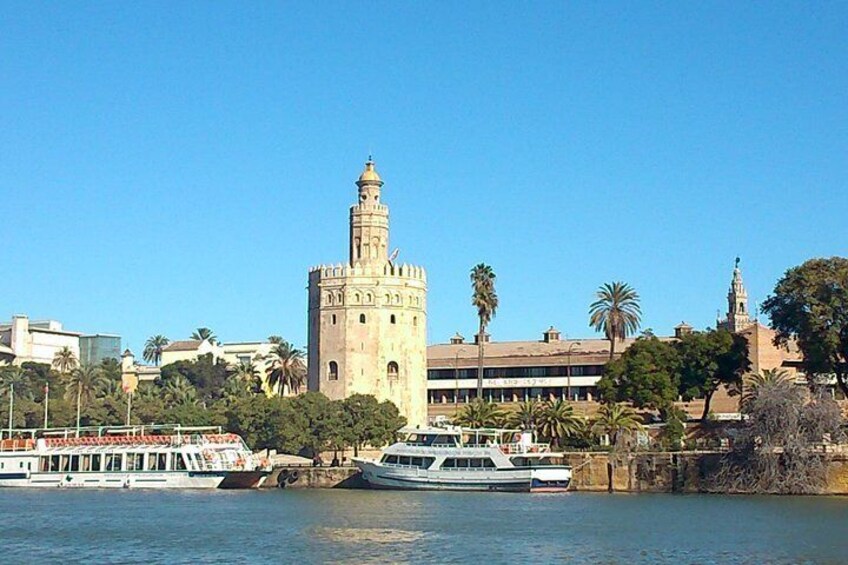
[454,348,465,415]
[566,341,581,402]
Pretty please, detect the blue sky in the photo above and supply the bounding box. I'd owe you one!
[2,3,846,353]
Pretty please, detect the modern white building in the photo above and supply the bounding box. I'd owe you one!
[0,315,82,366]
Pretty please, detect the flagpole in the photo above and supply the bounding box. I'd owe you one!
[126,391,132,426]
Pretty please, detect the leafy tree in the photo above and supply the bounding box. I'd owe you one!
[52,346,78,375]
[160,354,229,404]
[676,329,750,421]
[537,399,581,448]
[191,327,217,344]
[592,403,643,492]
[589,281,642,360]
[598,336,680,419]
[143,335,170,365]
[505,400,542,431]
[289,392,336,455]
[264,340,306,396]
[762,257,848,396]
[341,394,406,455]
[470,263,498,398]
[454,399,502,428]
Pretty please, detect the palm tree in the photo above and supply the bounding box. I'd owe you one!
[454,399,503,428]
[741,368,793,410]
[191,327,217,344]
[537,399,581,448]
[65,365,105,431]
[161,375,197,406]
[589,281,642,360]
[52,346,79,375]
[0,367,32,400]
[592,403,643,492]
[506,400,542,431]
[264,340,306,396]
[267,335,284,345]
[471,263,498,398]
[143,335,170,365]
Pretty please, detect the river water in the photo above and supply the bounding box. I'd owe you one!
[0,489,845,563]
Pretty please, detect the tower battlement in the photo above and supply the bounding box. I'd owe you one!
[309,262,427,283]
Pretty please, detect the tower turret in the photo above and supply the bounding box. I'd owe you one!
[349,158,389,265]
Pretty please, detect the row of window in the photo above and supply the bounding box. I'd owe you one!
[327,361,400,381]
[327,314,419,326]
[381,455,434,468]
[427,365,604,380]
[429,386,598,403]
[379,455,497,470]
[324,292,422,307]
[38,452,189,473]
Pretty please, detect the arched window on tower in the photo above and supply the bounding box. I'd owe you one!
[328,361,338,381]
[331,314,337,325]
[387,361,399,380]
[360,314,366,324]
[390,314,396,324]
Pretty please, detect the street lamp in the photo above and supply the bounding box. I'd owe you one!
[566,341,581,402]
[454,348,465,414]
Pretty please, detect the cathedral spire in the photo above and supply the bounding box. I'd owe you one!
[719,257,752,333]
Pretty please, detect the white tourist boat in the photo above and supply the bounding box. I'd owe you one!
[353,426,572,492]
[0,425,269,489]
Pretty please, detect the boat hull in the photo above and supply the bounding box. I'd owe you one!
[353,459,571,493]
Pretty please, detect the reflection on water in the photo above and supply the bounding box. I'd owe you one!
[0,489,846,563]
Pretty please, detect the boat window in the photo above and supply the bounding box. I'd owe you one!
[173,453,188,471]
[40,457,48,472]
[442,458,455,469]
[469,458,482,468]
[411,457,422,467]
[59,455,69,472]
[382,455,399,465]
[50,455,60,472]
[81,455,91,472]
[432,435,457,447]
[70,455,80,472]
[127,453,143,471]
[398,456,411,466]
[91,454,102,472]
[105,453,122,472]
[158,453,168,470]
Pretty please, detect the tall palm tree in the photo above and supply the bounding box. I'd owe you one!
[52,346,79,375]
[143,335,170,365]
[267,335,284,345]
[454,399,503,428]
[592,403,643,492]
[264,340,306,396]
[741,368,793,410]
[589,281,642,360]
[191,327,217,344]
[471,263,498,398]
[506,400,542,431]
[0,367,32,400]
[538,399,581,448]
[65,365,105,431]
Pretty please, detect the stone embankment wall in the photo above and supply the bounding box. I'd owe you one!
[264,453,848,494]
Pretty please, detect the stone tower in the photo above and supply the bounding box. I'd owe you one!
[307,159,428,425]
[718,257,752,333]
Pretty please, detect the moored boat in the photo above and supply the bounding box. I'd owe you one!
[353,426,572,492]
[0,425,270,489]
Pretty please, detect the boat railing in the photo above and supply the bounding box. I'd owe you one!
[0,439,35,452]
[498,443,551,455]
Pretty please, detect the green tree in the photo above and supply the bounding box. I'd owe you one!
[160,354,229,405]
[762,257,848,396]
[505,400,542,431]
[191,327,217,344]
[537,399,581,448]
[65,364,106,428]
[454,399,502,428]
[589,281,642,360]
[341,394,406,455]
[264,340,306,396]
[741,368,793,410]
[289,392,336,455]
[143,335,170,365]
[592,403,643,492]
[598,336,680,419]
[52,346,78,375]
[161,374,197,407]
[470,263,499,398]
[676,329,750,421]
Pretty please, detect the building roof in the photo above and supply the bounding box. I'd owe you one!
[357,159,382,184]
[162,340,203,352]
[0,344,15,357]
[428,337,642,365]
